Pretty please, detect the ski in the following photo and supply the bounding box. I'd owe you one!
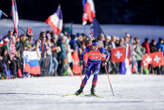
[84,94,102,98]
[63,93,84,97]
[63,93,102,98]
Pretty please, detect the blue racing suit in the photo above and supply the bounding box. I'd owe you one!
[80,47,110,88]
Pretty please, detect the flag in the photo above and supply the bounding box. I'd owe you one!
[0,10,2,19]
[111,47,126,62]
[46,5,63,35]
[72,50,81,75]
[27,27,33,35]
[142,54,152,68]
[151,52,163,67]
[90,18,103,39]
[23,51,41,75]
[0,36,10,47]
[82,0,96,25]
[11,0,19,34]
[0,39,4,47]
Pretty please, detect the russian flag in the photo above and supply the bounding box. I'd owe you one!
[11,0,19,34]
[82,0,96,25]
[46,5,63,35]
[23,51,40,75]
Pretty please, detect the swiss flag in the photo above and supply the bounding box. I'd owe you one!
[151,52,163,67]
[142,54,152,68]
[111,47,126,62]
[72,51,81,75]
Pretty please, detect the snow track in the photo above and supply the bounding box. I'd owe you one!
[0,75,164,110]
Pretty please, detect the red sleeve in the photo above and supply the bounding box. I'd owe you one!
[146,43,150,54]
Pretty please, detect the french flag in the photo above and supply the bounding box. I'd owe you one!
[11,0,19,34]
[0,36,10,47]
[23,51,41,75]
[46,5,63,35]
[82,0,96,25]
[0,39,3,47]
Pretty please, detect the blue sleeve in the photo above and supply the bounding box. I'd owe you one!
[80,47,90,60]
[99,48,110,60]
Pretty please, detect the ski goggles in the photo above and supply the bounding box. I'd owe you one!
[93,46,99,49]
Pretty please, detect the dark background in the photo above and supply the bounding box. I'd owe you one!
[0,0,164,25]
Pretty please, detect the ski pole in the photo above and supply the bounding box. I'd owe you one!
[104,64,115,96]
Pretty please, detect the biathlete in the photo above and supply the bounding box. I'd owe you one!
[75,40,110,95]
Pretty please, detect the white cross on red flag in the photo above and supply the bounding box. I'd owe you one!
[151,52,163,67]
[111,47,126,62]
[142,52,164,68]
[142,54,152,68]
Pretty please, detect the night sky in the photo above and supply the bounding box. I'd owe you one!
[0,0,164,25]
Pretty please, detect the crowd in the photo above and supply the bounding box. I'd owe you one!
[0,29,164,79]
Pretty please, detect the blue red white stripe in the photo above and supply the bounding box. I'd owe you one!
[82,0,96,25]
[0,36,10,47]
[23,51,41,75]
[11,0,19,34]
[46,5,63,35]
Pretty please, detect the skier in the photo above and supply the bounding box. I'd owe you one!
[75,40,110,96]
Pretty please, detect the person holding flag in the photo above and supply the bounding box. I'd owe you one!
[75,40,109,96]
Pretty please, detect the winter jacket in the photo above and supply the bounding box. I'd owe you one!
[134,44,145,61]
[142,41,150,54]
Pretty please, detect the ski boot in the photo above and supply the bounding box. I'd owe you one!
[75,86,83,95]
[91,85,96,96]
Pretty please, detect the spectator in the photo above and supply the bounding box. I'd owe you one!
[134,37,145,73]
[39,31,47,76]
[51,36,59,76]
[156,38,164,54]
[57,35,67,76]
[150,39,158,53]
[142,38,150,54]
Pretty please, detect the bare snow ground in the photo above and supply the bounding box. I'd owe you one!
[0,75,164,110]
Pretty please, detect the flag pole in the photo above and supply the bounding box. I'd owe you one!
[0,9,8,17]
[2,12,8,17]
[104,64,115,96]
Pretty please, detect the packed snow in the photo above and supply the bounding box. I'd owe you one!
[0,75,164,110]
